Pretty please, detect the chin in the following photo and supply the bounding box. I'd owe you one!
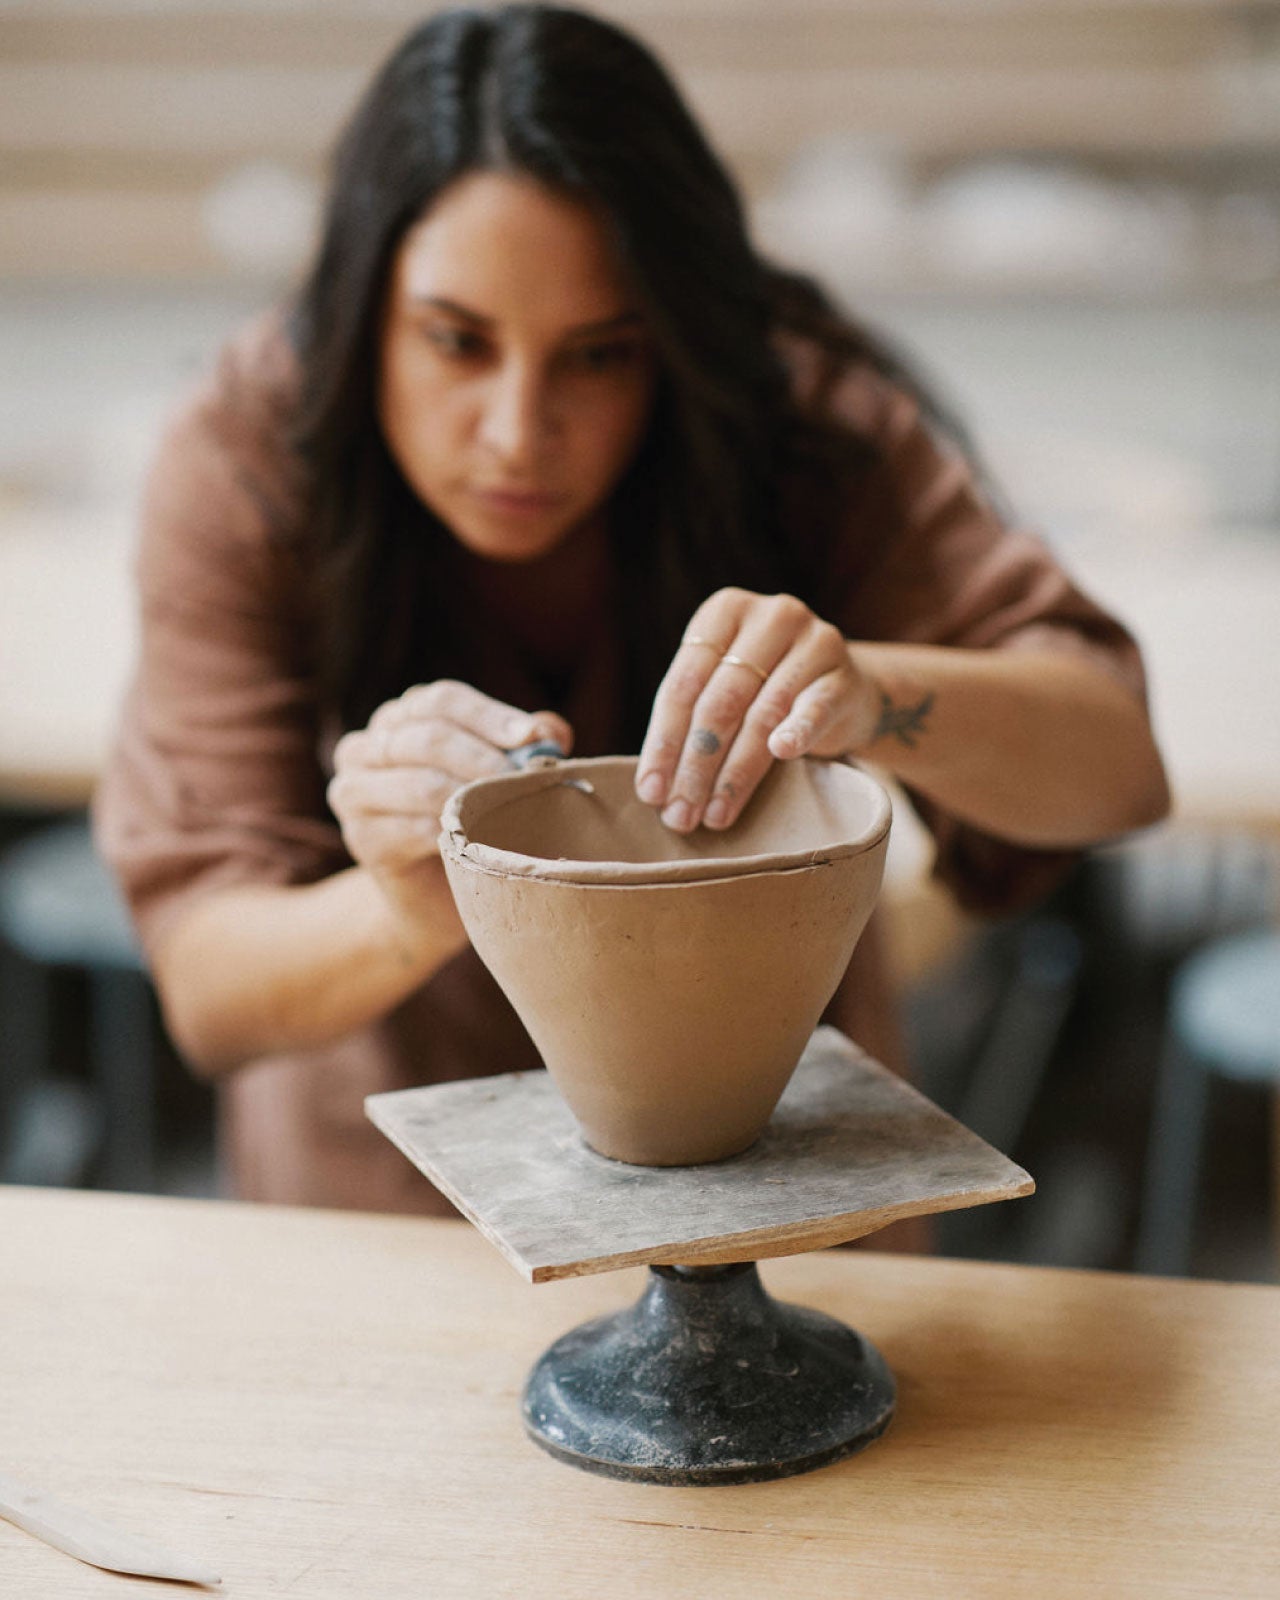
[449,501,598,565]
[455,524,575,564]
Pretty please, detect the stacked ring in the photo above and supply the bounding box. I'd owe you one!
[722,652,770,685]
[681,634,770,684]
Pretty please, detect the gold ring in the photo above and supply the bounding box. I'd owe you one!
[722,653,770,685]
[681,634,722,652]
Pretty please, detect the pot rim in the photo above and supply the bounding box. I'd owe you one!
[439,755,892,885]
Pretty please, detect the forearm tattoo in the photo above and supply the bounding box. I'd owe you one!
[873,689,935,749]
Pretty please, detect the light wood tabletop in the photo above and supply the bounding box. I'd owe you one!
[1,1185,1277,1598]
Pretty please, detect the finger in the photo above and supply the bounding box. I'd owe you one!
[698,729,774,831]
[662,662,788,831]
[681,586,755,652]
[634,590,753,805]
[328,765,459,821]
[339,810,443,873]
[370,681,542,751]
[520,709,575,759]
[757,621,853,759]
[769,664,852,760]
[635,639,729,806]
[337,720,510,781]
[657,660,780,832]
[699,684,797,829]
[368,683,574,761]
[334,727,393,772]
[659,599,815,831]
[693,621,853,828]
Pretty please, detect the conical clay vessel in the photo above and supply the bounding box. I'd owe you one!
[440,756,891,1166]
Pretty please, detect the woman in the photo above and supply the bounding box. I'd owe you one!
[95,4,1169,1214]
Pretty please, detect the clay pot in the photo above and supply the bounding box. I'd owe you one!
[440,756,891,1166]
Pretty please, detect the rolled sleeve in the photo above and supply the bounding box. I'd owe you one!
[94,333,345,960]
[831,369,1149,914]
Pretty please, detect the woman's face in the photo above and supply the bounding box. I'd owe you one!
[378,171,658,563]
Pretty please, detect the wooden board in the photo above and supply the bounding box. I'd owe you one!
[366,1026,1033,1282]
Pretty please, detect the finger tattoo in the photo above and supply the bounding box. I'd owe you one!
[692,728,721,756]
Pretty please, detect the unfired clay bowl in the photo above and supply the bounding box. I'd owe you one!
[439,755,891,1166]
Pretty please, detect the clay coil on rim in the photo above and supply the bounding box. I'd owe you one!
[441,755,891,883]
[440,756,891,1166]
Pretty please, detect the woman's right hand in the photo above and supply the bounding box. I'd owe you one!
[327,680,572,933]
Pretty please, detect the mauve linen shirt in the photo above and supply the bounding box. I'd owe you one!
[94,313,1147,1216]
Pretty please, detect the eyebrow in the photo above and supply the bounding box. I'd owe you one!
[411,295,644,338]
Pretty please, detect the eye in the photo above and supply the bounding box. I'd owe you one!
[424,324,488,360]
[565,340,644,373]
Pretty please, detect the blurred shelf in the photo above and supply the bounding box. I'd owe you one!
[3,0,1280,279]
[759,260,1280,305]
[2,53,1277,165]
[0,188,232,281]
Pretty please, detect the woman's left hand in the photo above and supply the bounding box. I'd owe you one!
[635,588,880,833]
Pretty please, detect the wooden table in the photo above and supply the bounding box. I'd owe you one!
[2,1186,1277,1598]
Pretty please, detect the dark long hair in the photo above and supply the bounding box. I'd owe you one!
[290,4,949,741]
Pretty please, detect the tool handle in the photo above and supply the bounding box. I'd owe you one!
[506,739,567,770]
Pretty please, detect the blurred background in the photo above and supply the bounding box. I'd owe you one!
[1,0,1277,1280]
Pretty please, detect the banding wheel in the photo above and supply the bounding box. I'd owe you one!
[366,1030,1034,1486]
[522,1260,895,1485]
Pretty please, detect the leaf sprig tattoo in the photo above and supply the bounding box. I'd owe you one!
[873,689,935,749]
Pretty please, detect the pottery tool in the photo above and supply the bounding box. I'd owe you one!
[0,1471,221,1586]
[505,738,596,793]
[369,754,1034,1484]
[505,738,568,769]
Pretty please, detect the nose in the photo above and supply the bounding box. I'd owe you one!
[478,358,552,473]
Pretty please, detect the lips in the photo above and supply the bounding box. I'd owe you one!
[474,486,566,514]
